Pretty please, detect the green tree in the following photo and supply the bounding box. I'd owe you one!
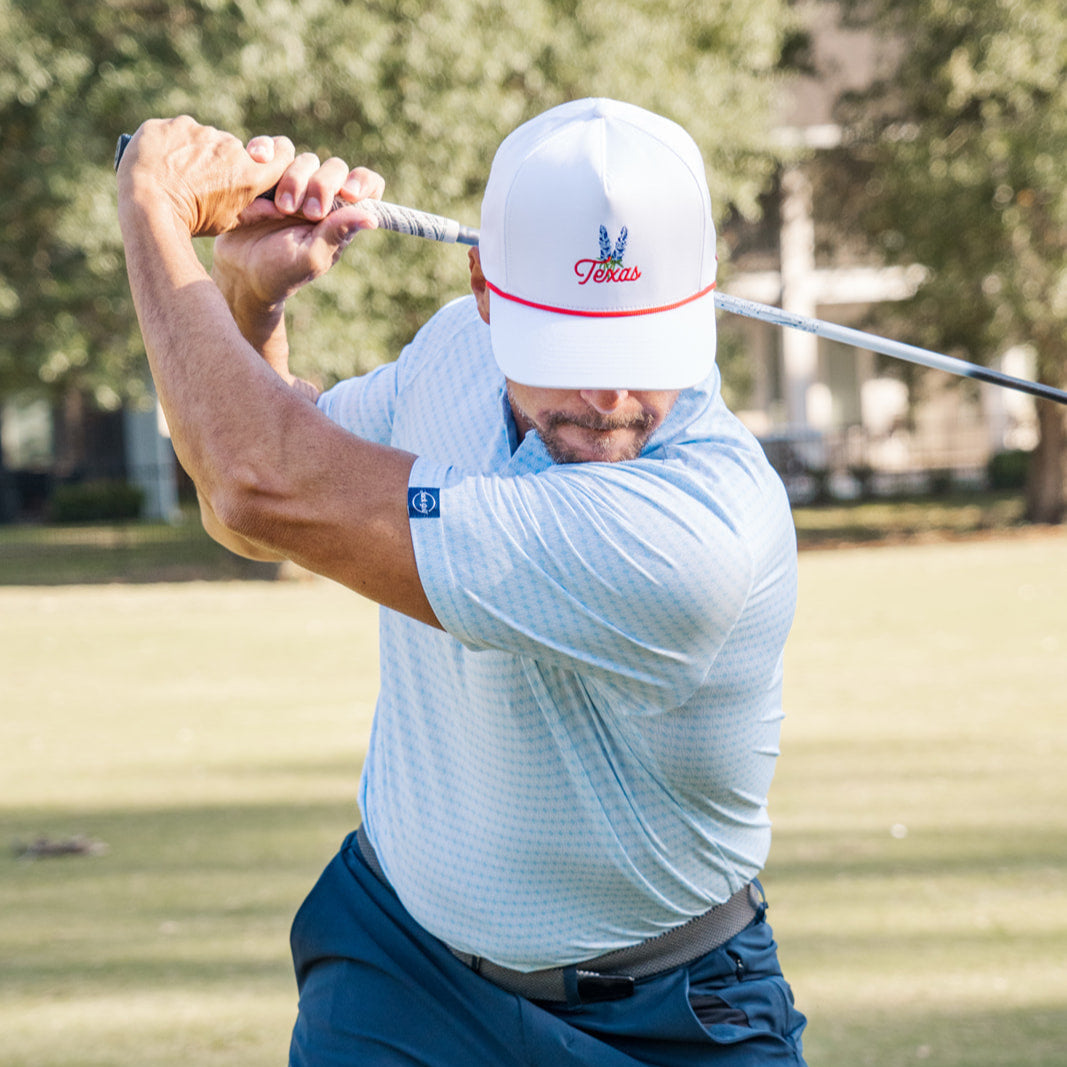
[828,0,1067,522]
[0,0,797,416]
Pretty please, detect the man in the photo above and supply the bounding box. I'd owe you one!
[117,98,806,1065]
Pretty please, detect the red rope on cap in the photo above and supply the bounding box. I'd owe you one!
[484,280,716,319]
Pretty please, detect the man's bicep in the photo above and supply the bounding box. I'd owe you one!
[212,413,440,627]
[286,435,440,627]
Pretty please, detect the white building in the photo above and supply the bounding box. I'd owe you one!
[721,1,1037,501]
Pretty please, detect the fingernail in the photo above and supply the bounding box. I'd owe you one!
[305,197,323,219]
[277,192,295,212]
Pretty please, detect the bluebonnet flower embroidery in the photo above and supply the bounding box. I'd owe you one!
[575,226,641,285]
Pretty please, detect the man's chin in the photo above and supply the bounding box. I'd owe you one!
[543,427,646,465]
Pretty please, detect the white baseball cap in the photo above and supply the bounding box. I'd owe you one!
[479,98,718,390]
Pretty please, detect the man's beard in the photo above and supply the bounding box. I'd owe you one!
[536,409,658,464]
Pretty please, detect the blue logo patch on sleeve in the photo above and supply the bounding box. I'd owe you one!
[407,487,441,518]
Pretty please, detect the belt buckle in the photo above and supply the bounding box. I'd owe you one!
[575,970,635,1003]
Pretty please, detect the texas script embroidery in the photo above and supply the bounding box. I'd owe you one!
[574,225,642,285]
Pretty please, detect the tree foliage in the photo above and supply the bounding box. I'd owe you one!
[828,0,1067,520]
[0,0,797,410]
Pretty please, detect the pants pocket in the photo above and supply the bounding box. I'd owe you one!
[687,972,806,1060]
[684,918,807,1063]
[688,992,750,1028]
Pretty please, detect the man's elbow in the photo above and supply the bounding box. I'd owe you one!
[198,477,287,562]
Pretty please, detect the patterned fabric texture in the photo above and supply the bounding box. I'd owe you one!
[316,296,797,971]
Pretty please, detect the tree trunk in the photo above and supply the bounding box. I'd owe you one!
[0,407,18,522]
[53,386,89,481]
[1025,399,1066,524]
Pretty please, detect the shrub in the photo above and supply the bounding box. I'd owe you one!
[987,449,1031,491]
[928,469,954,496]
[49,480,145,523]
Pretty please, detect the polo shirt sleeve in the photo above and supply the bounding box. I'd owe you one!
[407,455,756,709]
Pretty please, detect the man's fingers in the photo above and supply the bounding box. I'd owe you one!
[320,203,381,247]
[246,135,276,163]
[271,151,322,214]
[247,136,296,203]
[272,153,383,222]
[302,156,354,221]
[340,166,387,203]
[239,140,383,238]
[277,150,363,220]
[300,206,376,277]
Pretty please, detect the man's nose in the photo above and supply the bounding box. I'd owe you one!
[579,390,630,415]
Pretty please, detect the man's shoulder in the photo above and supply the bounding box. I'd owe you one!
[394,295,491,385]
[411,295,488,352]
[646,388,781,489]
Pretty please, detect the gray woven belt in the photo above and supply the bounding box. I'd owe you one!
[354,824,761,1003]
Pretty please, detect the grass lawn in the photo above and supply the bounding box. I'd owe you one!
[0,515,281,586]
[0,489,1034,586]
[2,533,1065,1065]
[771,533,1067,1065]
[790,489,1028,548]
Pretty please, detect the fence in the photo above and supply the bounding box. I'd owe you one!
[757,423,1003,504]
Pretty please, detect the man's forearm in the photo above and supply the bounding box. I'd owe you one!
[209,260,320,405]
[118,192,306,510]
[210,264,322,401]
[115,120,437,624]
[215,273,286,358]
[211,261,294,379]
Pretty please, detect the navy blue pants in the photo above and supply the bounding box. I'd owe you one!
[289,831,807,1066]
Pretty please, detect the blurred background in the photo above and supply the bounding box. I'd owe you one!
[1,0,1064,547]
[1,3,1065,1066]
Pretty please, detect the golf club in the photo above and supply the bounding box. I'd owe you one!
[711,291,1067,407]
[115,133,1067,406]
[114,134,478,245]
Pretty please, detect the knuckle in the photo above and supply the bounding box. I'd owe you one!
[350,166,386,194]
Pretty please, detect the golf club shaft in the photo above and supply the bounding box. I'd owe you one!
[711,291,1067,407]
[115,133,1067,405]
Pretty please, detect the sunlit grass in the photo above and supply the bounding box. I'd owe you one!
[771,536,1067,1065]
[2,534,1066,1065]
[0,515,279,585]
[790,489,1027,547]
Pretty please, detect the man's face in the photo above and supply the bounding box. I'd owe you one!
[506,383,680,464]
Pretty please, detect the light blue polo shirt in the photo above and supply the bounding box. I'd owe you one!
[317,295,797,971]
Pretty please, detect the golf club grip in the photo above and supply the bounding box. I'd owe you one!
[113,133,479,245]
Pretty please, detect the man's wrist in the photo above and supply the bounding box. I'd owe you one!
[214,269,282,332]
[212,266,292,374]
[117,162,196,239]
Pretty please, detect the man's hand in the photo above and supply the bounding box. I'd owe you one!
[119,117,385,379]
[117,117,298,237]
[212,138,385,311]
